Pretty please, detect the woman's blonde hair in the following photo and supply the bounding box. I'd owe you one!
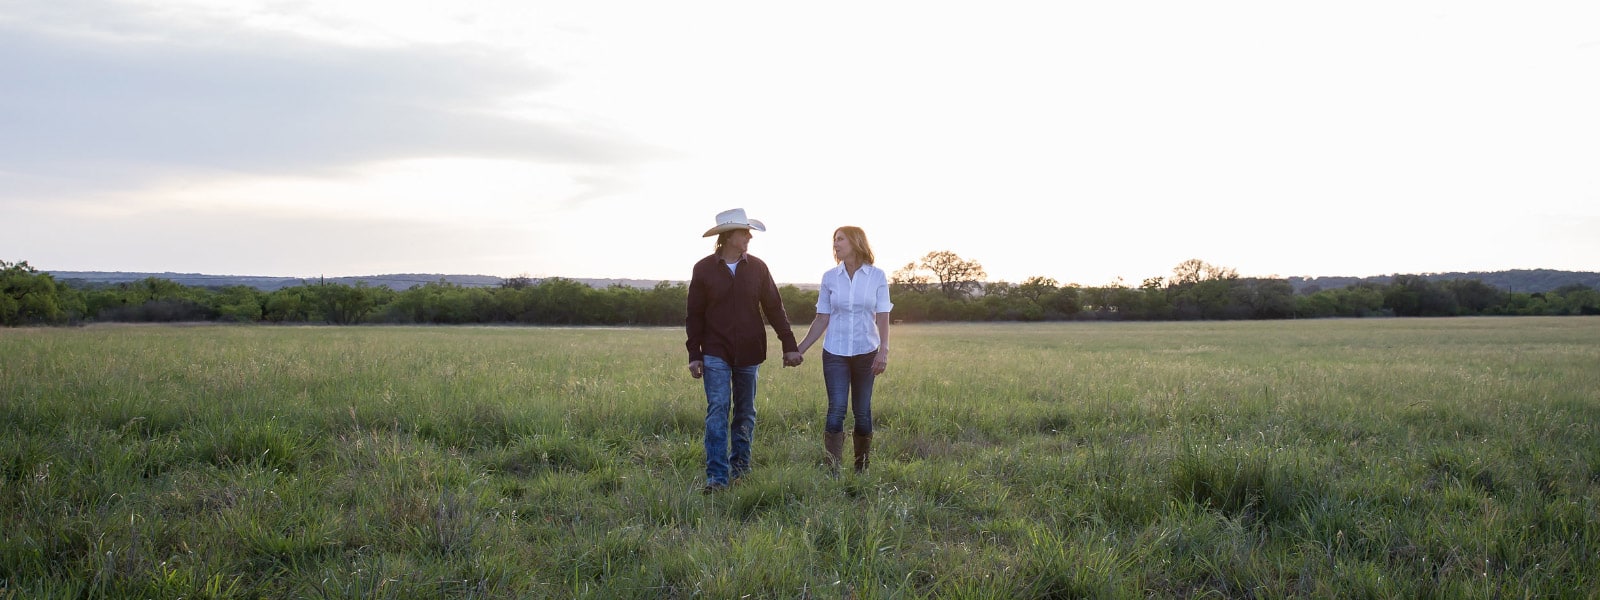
[835,226,874,265]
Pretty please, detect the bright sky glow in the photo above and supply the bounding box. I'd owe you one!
[4,1,1598,286]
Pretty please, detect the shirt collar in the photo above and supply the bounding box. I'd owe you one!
[833,262,873,275]
[719,252,747,265]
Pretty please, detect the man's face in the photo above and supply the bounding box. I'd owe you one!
[726,229,752,255]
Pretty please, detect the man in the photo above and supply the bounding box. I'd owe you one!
[686,208,803,493]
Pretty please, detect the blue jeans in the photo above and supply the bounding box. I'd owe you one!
[822,350,876,435]
[702,355,758,486]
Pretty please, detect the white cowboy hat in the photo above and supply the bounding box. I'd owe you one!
[702,208,767,237]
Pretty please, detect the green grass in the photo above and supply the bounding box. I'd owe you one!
[2,318,1598,598]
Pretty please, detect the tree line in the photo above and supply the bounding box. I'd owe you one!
[4,256,1598,327]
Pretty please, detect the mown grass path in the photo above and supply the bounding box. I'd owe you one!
[3,318,1598,598]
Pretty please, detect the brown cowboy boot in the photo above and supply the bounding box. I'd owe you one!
[824,432,845,474]
[853,432,872,473]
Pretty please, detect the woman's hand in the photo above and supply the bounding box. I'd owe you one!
[871,351,888,375]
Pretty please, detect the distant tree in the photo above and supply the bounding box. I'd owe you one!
[387,281,491,324]
[129,277,195,304]
[1502,292,1550,316]
[1015,276,1060,303]
[309,281,380,325]
[1206,279,1251,319]
[1081,278,1144,318]
[529,278,593,324]
[1382,277,1423,316]
[89,277,212,322]
[264,286,314,322]
[884,288,934,322]
[1171,259,1206,287]
[1343,284,1387,317]
[1296,291,1340,318]
[1123,276,1170,320]
[491,285,534,322]
[592,284,634,324]
[778,284,818,325]
[641,282,688,325]
[1443,279,1505,314]
[897,251,987,299]
[1159,260,1244,319]
[1169,259,1238,288]
[890,262,934,294]
[1548,284,1600,315]
[1552,283,1596,296]
[501,274,536,290]
[885,286,984,322]
[1383,275,1460,317]
[1240,278,1295,319]
[1,260,74,326]
[1044,285,1083,319]
[209,285,265,322]
[981,281,1045,321]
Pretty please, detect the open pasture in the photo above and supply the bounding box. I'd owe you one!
[2,318,1598,598]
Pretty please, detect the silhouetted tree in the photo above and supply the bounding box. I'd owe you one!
[501,274,536,290]
[896,251,987,299]
[890,262,933,294]
[1170,259,1238,287]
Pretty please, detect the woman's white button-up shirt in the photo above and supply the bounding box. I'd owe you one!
[815,263,894,357]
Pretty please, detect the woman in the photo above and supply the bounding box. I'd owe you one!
[796,226,892,474]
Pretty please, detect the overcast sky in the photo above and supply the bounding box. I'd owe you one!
[5,1,1598,286]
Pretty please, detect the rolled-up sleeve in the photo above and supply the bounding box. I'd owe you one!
[875,270,894,314]
[815,275,834,315]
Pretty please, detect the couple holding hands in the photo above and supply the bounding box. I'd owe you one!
[685,208,892,493]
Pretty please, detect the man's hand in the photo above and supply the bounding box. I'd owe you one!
[783,352,804,367]
[688,360,704,379]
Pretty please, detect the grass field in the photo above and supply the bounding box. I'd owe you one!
[2,318,1598,598]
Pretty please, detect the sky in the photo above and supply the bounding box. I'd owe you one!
[4,1,1598,287]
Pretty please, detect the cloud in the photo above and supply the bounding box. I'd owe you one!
[0,1,658,198]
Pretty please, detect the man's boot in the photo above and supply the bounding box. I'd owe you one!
[853,432,872,473]
[824,432,845,474]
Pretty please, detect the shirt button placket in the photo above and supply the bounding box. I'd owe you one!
[848,271,858,355]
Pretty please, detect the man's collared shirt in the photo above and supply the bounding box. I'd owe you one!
[686,253,798,367]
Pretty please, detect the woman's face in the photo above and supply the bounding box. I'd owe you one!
[832,230,854,262]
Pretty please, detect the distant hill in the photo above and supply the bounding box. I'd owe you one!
[48,268,1597,294]
[1287,269,1600,294]
[47,271,681,292]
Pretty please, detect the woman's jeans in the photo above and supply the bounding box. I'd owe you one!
[822,350,876,435]
[701,355,758,486]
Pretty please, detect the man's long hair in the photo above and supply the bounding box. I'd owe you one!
[714,230,736,253]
